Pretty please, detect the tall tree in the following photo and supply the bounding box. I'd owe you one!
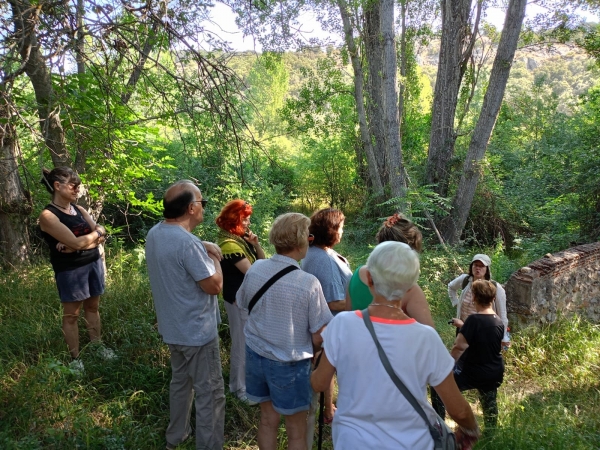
[442,0,527,243]
[363,1,388,182]
[0,94,32,268]
[8,0,69,166]
[425,0,480,200]
[380,0,406,197]
[337,0,383,194]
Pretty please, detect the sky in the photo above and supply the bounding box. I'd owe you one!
[202,3,598,52]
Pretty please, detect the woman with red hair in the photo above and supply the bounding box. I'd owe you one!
[216,199,265,404]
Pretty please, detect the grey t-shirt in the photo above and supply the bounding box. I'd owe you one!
[236,254,333,362]
[302,246,352,313]
[146,222,218,346]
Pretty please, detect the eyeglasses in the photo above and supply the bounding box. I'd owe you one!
[308,234,314,244]
[193,199,208,208]
[61,182,81,190]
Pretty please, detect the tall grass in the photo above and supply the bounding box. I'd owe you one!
[1,244,599,449]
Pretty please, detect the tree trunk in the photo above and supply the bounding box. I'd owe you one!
[442,0,527,244]
[10,0,69,167]
[0,96,32,268]
[337,0,384,196]
[75,0,86,78]
[398,0,407,139]
[363,3,387,183]
[425,0,473,198]
[120,22,160,105]
[380,0,406,198]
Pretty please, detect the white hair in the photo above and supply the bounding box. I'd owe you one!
[366,241,420,301]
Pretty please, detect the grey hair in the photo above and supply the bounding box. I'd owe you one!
[366,241,420,301]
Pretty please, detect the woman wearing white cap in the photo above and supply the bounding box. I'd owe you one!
[447,254,510,346]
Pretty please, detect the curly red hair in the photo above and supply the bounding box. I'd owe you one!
[215,199,253,236]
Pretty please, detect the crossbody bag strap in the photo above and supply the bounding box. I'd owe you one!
[248,265,299,313]
[361,309,441,440]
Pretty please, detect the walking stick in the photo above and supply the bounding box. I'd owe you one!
[314,351,325,450]
[318,390,325,450]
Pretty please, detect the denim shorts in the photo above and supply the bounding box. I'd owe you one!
[55,258,105,302]
[245,345,312,415]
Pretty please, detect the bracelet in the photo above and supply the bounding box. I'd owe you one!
[96,230,103,238]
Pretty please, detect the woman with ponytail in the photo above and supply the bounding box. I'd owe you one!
[39,167,114,372]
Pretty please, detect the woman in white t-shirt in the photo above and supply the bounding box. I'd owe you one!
[311,242,480,450]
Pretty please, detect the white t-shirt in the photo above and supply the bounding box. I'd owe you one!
[322,311,454,450]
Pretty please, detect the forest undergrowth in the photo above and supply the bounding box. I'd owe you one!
[0,239,599,449]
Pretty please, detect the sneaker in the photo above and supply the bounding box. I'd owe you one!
[97,345,117,361]
[237,392,259,406]
[68,359,85,375]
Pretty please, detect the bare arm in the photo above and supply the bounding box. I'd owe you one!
[433,372,478,432]
[403,285,435,328]
[234,257,252,274]
[328,300,346,312]
[344,286,353,311]
[244,231,266,259]
[449,318,464,330]
[311,349,336,392]
[450,333,469,361]
[311,324,326,352]
[39,209,102,251]
[197,254,223,295]
[202,241,223,261]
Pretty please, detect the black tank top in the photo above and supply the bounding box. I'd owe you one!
[41,204,100,273]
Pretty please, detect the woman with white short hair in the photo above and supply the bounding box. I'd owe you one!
[311,241,479,449]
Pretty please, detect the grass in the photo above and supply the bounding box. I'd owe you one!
[1,243,599,449]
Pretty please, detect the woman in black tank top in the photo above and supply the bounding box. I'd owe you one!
[39,167,114,369]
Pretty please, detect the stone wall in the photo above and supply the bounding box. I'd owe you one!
[505,242,600,328]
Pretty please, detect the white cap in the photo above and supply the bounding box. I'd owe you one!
[471,254,491,267]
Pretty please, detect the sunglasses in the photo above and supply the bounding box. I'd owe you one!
[61,182,81,190]
[193,199,208,208]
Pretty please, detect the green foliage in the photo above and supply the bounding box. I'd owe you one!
[579,22,600,63]
[245,52,290,136]
[380,184,450,230]
[281,54,362,211]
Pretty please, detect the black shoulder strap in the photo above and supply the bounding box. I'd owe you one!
[248,265,299,313]
[461,275,471,290]
[361,309,442,443]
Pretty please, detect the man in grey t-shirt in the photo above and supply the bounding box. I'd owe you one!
[146,180,225,450]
